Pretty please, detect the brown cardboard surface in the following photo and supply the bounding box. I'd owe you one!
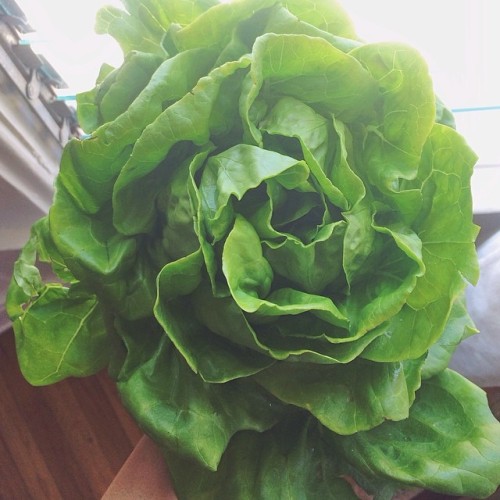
[102,435,177,499]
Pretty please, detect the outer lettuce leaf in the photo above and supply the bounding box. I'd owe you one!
[95,4,167,56]
[95,52,163,127]
[332,370,500,498]
[159,148,212,260]
[171,0,277,51]
[11,286,109,386]
[352,43,436,190]
[282,0,357,39]
[166,415,358,499]
[118,0,220,28]
[6,222,109,386]
[49,180,137,279]
[421,294,477,379]
[262,5,361,53]
[116,324,286,471]
[76,63,115,134]
[362,124,479,362]
[68,48,216,213]
[6,223,46,319]
[99,248,159,321]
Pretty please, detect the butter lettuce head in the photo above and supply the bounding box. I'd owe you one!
[7,0,500,498]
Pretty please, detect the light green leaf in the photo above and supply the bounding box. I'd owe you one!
[252,33,379,120]
[283,0,357,38]
[222,216,347,327]
[98,51,163,127]
[76,63,115,133]
[112,56,251,234]
[421,294,477,379]
[363,124,479,361]
[263,5,361,53]
[199,144,310,241]
[172,0,277,51]
[261,97,347,209]
[95,5,166,55]
[6,224,44,320]
[352,43,436,184]
[351,43,436,224]
[6,217,75,320]
[345,217,423,337]
[263,221,346,294]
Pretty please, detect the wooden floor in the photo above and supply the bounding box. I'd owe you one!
[0,328,142,499]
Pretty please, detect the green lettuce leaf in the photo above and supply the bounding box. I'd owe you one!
[11,285,109,386]
[166,415,358,499]
[256,357,424,435]
[333,370,500,498]
[116,323,285,471]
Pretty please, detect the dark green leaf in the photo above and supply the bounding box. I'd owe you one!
[166,415,358,499]
[117,333,285,470]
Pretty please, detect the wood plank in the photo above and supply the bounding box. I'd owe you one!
[0,432,33,500]
[38,378,117,497]
[76,374,142,471]
[96,374,143,446]
[0,328,142,498]
[1,330,94,497]
[0,368,64,499]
